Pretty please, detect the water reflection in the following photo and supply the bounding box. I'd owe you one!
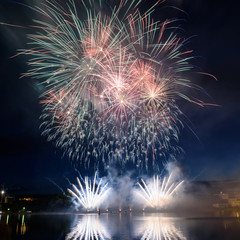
[135,216,186,240]
[16,215,27,235]
[6,214,9,225]
[1,212,240,239]
[0,213,29,239]
[66,215,111,240]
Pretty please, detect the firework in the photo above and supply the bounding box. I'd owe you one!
[15,0,213,170]
[66,215,111,240]
[136,174,184,208]
[135,216,186,240]
[68,172,111,210]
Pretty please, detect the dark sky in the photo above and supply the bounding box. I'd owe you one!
[0,0,239,194]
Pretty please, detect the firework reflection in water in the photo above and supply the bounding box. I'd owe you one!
[135,216,186,240]
[68,172,111,210]
[136,174,184,208]
[66,215,111,240]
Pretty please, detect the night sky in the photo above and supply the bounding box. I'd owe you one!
[0,0,239,194]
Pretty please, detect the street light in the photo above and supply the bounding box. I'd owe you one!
[1,190,5,204]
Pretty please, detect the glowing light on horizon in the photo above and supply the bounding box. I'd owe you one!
[136,174,184,208]
[68,172,111,210]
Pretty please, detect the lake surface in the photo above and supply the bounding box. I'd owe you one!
[1,212,240,240]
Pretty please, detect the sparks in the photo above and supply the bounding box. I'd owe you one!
[136,174,184,208]
[68,172,111,210]
[10,0,215,170]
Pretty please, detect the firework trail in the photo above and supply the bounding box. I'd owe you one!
[135,174,184,208]
[13,0,214,170]
[68,172,111,210]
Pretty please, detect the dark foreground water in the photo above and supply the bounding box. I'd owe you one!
[1,212,240,240]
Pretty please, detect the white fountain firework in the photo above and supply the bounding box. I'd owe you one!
[136,174,184,208]
[135,216,186,240]
[68,172,111,210]
[66,215,111,240]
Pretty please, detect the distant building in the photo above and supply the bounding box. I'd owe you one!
[197,180,240,209]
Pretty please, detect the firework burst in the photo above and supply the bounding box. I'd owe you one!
[68,172,111,210]
[13,0,214,170]
[136,174,184,208]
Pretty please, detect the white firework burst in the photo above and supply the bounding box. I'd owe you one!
[68,172,111,210]
[136,174,184,208]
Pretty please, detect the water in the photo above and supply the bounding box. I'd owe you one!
[1,212,240,240]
